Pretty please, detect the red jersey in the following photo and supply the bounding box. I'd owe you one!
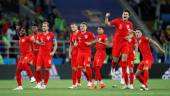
[138,36,153,60]
[30,33,40,54]
[70,32,79,52]
[128,36,136,53]
[95,34,108,51]
[19,36,32,55]
[38,32,55,55]
[110,18,133,43]
[78,31,95,52]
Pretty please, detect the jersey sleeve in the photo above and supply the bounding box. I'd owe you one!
[110,18,118,26]
[90,32,95,40]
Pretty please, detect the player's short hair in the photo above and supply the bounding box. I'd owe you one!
[32,23,38,26]
[80,22,88,26]
[70,22,77,26]
[123,9,130,15]
[97,26,105,30]
[42,21,49,26]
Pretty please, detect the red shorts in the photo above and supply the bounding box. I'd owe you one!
[17,53,33,69]
[77,50,91,68]
[112,41,129,57]
[127,51,135,68]
[71,50,78,68]
[32,52,39,66]
[137,59,154,70]
[93,51,106,68]
[36,53,52,68]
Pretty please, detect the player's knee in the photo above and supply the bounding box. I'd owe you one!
[36,66,41,71]
[130,68,133,73]
[143,66,149,70]
[136,70,142,75]
[72,67,77,72]
[121,54,128,62]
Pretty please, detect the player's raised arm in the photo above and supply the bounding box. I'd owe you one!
[50,38,58,56]
[149,38,165,53]
[105,13,111,26]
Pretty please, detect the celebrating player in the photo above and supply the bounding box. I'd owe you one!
[68,23,79,89]
[105,9,133,89]
[135,29,164,91]
[36,21,58,89]
[76,22,95,87]
[13,27,36,90]
[86,26,109,89]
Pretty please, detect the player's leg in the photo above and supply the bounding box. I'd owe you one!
[129,61,134,89]
[84,53,93,87]
[112,43,121,69]
[142,60,153,90]
[121,53,129,89]
[13,58,23,90]
[22,54,36,82]
[76,52,84,87]
[34,55,43,88]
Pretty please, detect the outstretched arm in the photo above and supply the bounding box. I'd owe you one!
[105,13,111,26]
[149,38,165,53]
[50,38,58,56]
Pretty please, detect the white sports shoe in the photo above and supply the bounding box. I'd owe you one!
[120,78,125,85]
[30,77,36,83]
[13,86,23,90]
[122,85,128,89]
[87,82,92,87]
[128,84,134,89]
[140,84,149,91]
[68,85,77,89]
[77,83,81,87]
[33,82,42,89]
[39,84,47,89]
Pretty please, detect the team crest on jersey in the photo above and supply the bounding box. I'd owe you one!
[139,40,141,44]
[22,39,25,42]
[48,60,52,64]
[119,24,122,29]
[126,25,130,29]
[84,35,88,39]
[47,36,50,40]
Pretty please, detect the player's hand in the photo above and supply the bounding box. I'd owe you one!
[39,41,45,45]
[160,49,165,53]
[85,42,92,46]
[50,51,55,56]
[105,13,110,17]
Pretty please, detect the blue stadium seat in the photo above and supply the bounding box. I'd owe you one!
[52,58,63,65]
[4,58,16,65]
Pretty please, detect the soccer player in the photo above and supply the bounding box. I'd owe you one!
[30,24,42,88]
[68,23,79,89]
[36,21,58,89]
[76,22,95,87]
[126,32,138,89]
[105,9,133,88]
[13,27,36,90]
[86,26,109,89]
[135,29,164,91]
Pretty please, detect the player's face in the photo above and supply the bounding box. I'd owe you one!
[135,30,142,38]
[97,27,104,35]
[122,12,129,21]
[32,26,38,33]
[19,28,26,37]
[42,23,49,32]
[70,24,78,32]
[80,24,87,32]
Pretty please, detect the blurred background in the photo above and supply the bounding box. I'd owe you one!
[0,0,170,80]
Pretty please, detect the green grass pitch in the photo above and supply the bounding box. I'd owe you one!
[0,79,170,96]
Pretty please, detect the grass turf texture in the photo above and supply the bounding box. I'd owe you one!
[0,79,170,96]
